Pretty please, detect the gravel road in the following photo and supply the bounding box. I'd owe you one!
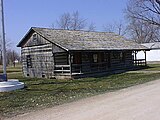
[4,79,160,120]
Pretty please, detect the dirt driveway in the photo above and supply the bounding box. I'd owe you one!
[5,79,160,120]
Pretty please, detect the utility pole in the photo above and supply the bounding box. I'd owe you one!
[0,0,7,81]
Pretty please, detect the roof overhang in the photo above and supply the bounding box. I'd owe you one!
[68,49,150,52]
[17,28,34,47]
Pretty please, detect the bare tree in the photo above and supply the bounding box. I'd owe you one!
[54,11,87,30]
[103,24,115,33]
[103,21,127,36]
[125,0,160,43]
[6,49,20,66]
[0,37,12,65]
[56,12,71,30]
[50,23,55,29]
[88,22,96,32]
[126,0,160,27]
[127,18,160,43]
[70,11,86,30]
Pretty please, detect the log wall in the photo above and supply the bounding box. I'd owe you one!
[110,51,133,70]
[21,32,66,78]
[21,44,54,78]
[54,53,68,65]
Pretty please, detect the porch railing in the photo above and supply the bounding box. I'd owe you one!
[54,62,109,75]
[54,65,70,74]
[54,60,146,75]
[134,59,146,66]
[72,62,110,74]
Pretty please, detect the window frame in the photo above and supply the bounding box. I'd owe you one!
[26,55,32,68]
[93,53,98,63]
[32,33,37,43]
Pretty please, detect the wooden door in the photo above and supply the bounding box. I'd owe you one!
[98,52,104,63]
[73,52,82,64]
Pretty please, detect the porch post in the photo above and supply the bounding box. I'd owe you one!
[68,52,72,76]
[144,50,147,66]
[108,51,111,68]
[52,53,55,76]
[135,51,137,66]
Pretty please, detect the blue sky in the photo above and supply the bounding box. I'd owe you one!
[3,0,128,52]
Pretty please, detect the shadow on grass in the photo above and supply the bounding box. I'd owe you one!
[29,66,150,86]
[130,65,153,71]
[14,65,155,94]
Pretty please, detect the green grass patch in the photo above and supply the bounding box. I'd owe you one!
[1,71,160,117]
[144,64,160,71]
[0,65,22,73]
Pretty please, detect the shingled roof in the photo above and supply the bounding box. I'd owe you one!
[17,27,148,51]
[141,42,160,50]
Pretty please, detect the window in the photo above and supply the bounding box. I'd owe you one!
[98,53,104,62]
[32,34,37,43]
[71,55,74,63]
[26,55,32,68]
[104,53,109,62]
[112,52,125,62]
[120,52,123,58]
[93,54,98,63]
[120,52,125,62]
[112,52,119,59]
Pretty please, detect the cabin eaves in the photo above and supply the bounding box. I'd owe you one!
[17,27,149,51]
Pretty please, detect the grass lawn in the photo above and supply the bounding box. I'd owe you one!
[142,64,160,71]
[0,65,22,73]
[0,64,160,117]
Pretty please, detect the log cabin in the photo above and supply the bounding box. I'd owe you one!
[17,27,149,79]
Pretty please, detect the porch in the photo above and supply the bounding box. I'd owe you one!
[53,50,147,78]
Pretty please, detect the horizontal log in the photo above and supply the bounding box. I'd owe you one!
[54,70,70,72]
[55,65,70,67]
